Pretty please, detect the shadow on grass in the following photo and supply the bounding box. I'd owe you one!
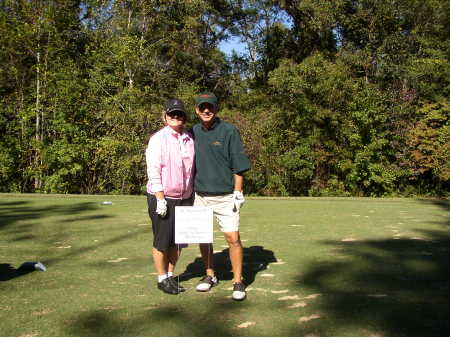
[0,198,127,270]
[0,199,103,231]
[43,230,145,268]
[288,199,450,337]
[420,198,450,212]
[179,245,277,286]
[68,303,244,337]
[67,247,276,336]
[0,263,34,281]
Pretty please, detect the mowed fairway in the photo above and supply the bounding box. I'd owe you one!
[1,194,449,337]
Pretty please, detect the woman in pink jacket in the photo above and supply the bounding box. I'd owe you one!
[145,98,194,295]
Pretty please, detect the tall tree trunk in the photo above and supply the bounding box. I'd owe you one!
[126,8,134,89]
[35,46,42,190]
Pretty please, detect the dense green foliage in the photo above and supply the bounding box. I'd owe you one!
[0,0,448,196]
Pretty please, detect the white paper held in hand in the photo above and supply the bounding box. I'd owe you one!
[175,206,213,244]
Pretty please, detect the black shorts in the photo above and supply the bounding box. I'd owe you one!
[147,193,194,251]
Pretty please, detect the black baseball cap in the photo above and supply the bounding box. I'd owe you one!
[165,98,186,114]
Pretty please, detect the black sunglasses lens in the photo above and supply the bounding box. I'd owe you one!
[199,103,214,111]
[167,111,185,118]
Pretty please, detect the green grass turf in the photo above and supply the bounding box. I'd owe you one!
[0,194,449,337]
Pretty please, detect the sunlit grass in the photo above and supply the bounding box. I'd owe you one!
[1,194,448,337]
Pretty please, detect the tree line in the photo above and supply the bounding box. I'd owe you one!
[0,0,448,196]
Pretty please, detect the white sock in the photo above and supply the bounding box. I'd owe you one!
[167,272,173,277]
[158,274,168,283]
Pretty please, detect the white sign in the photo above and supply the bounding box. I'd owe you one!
[175,206,213,244]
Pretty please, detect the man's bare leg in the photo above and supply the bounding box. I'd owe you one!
[199,243,215,276]
[223,231,243,283]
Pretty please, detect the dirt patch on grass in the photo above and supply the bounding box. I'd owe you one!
[107,257,128,263]
[102,305,125,311]
[303,293,321,299]
[144,306,158,310]
[254,288,268,292]
[18,333,39,337]
[299,314,321,323]
[288,302,307,308]
[237,321,256,328]
[32,309,51,316]
[278,295,299,301]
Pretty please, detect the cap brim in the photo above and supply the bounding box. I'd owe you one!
[166,108,186,114]
[196,100,217,108]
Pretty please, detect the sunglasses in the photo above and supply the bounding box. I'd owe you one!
[166,110,185,118]
[198,103,216,112]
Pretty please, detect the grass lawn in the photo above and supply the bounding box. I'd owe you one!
[1,194,449,337]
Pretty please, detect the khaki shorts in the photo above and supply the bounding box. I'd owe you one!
[194,193,240,232]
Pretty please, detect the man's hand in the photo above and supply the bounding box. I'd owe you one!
[233,190,245,210]
[156,198,167,217]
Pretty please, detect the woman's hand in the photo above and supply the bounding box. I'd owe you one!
[156,198,167,217]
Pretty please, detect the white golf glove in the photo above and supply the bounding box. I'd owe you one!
[156,198,167,217]
[233,190,245,210]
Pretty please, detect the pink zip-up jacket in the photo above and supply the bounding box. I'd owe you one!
[145,126,195,199]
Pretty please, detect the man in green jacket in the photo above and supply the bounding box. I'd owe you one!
[191,92,251,301]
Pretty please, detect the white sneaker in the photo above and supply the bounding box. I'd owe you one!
[34,262,47,271]
[232,282,246,301]
[196,275,218,292]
